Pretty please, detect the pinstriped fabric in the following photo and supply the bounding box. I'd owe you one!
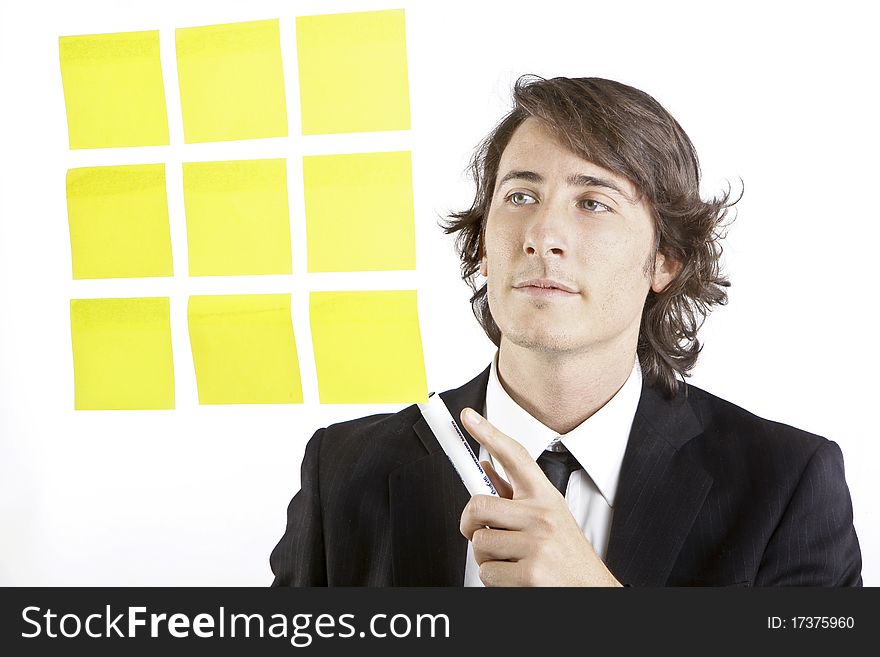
[750,440,861,586]
[269,367,862,587]
[270,428,327,586]
[655,396,862,587]
[389,450,470,585]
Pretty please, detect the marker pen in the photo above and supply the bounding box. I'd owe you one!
[417,393,498,497]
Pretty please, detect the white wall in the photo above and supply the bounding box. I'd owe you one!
[1,0,876,585]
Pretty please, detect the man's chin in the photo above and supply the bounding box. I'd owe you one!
[501,328,584,354]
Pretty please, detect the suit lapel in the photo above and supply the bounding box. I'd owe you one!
[389,367,490,586]
[605,381,713,586]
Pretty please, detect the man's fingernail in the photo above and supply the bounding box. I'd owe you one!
[464,408,482,425]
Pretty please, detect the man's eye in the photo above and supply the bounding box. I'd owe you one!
[581,199,611,213]
[507,192,536,206]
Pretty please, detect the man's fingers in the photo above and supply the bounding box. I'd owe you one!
[481,460,513,499]
[471,527,529,564]
[460,494,536,540]
[461,407,544,495]
[478,559,528,587]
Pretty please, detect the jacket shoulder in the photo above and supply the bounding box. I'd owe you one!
[662,384,861,587]
[309,404,426,485]
[323,404,420,437]
[683,382,827,453]
[675,383,844,494]
[315,365,490,460]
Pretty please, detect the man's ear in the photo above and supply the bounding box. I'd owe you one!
[479,231,488,277]
[650,251,682,293]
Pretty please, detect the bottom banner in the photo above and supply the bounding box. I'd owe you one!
[1,587,873,655]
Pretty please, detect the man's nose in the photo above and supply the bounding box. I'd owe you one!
[523,200,568,257]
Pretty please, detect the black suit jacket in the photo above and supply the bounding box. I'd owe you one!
[270,366,862,586]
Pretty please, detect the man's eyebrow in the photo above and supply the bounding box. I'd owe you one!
[496,169,634,203]
[566,173,634,203]
[497,170,544,186]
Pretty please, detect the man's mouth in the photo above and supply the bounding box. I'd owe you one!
[513,278,580,296]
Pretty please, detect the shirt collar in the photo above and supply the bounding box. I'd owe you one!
[484,350,642,508]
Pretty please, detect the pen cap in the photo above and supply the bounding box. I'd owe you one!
[417,393,498,497]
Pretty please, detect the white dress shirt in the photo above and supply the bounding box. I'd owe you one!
[463,351,643,586]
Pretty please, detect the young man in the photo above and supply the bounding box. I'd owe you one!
[270,76,862,587]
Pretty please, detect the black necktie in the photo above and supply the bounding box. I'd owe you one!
[536,449,582,496]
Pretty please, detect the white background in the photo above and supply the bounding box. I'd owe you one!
[0,0,876,585]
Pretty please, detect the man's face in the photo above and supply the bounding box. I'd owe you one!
[480,117,679,356]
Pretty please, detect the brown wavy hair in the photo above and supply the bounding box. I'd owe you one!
[442,76,739,399]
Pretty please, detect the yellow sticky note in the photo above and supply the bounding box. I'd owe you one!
[188,294,303,404]
[310,291,427,403]
[303,151,415,272]
[183,159,292,276]
[67,164,173,280]
[176,19,288,143]
[70,298,175,410]
[59,31,169,149]
[297,10,411,134]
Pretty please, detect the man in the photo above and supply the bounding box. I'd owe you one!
[270,76,862,586]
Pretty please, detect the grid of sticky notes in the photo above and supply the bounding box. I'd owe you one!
[63,10,425,409]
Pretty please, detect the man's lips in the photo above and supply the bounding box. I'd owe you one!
[513,278,580,296]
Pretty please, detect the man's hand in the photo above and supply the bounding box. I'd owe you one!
[460,407,622,587]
